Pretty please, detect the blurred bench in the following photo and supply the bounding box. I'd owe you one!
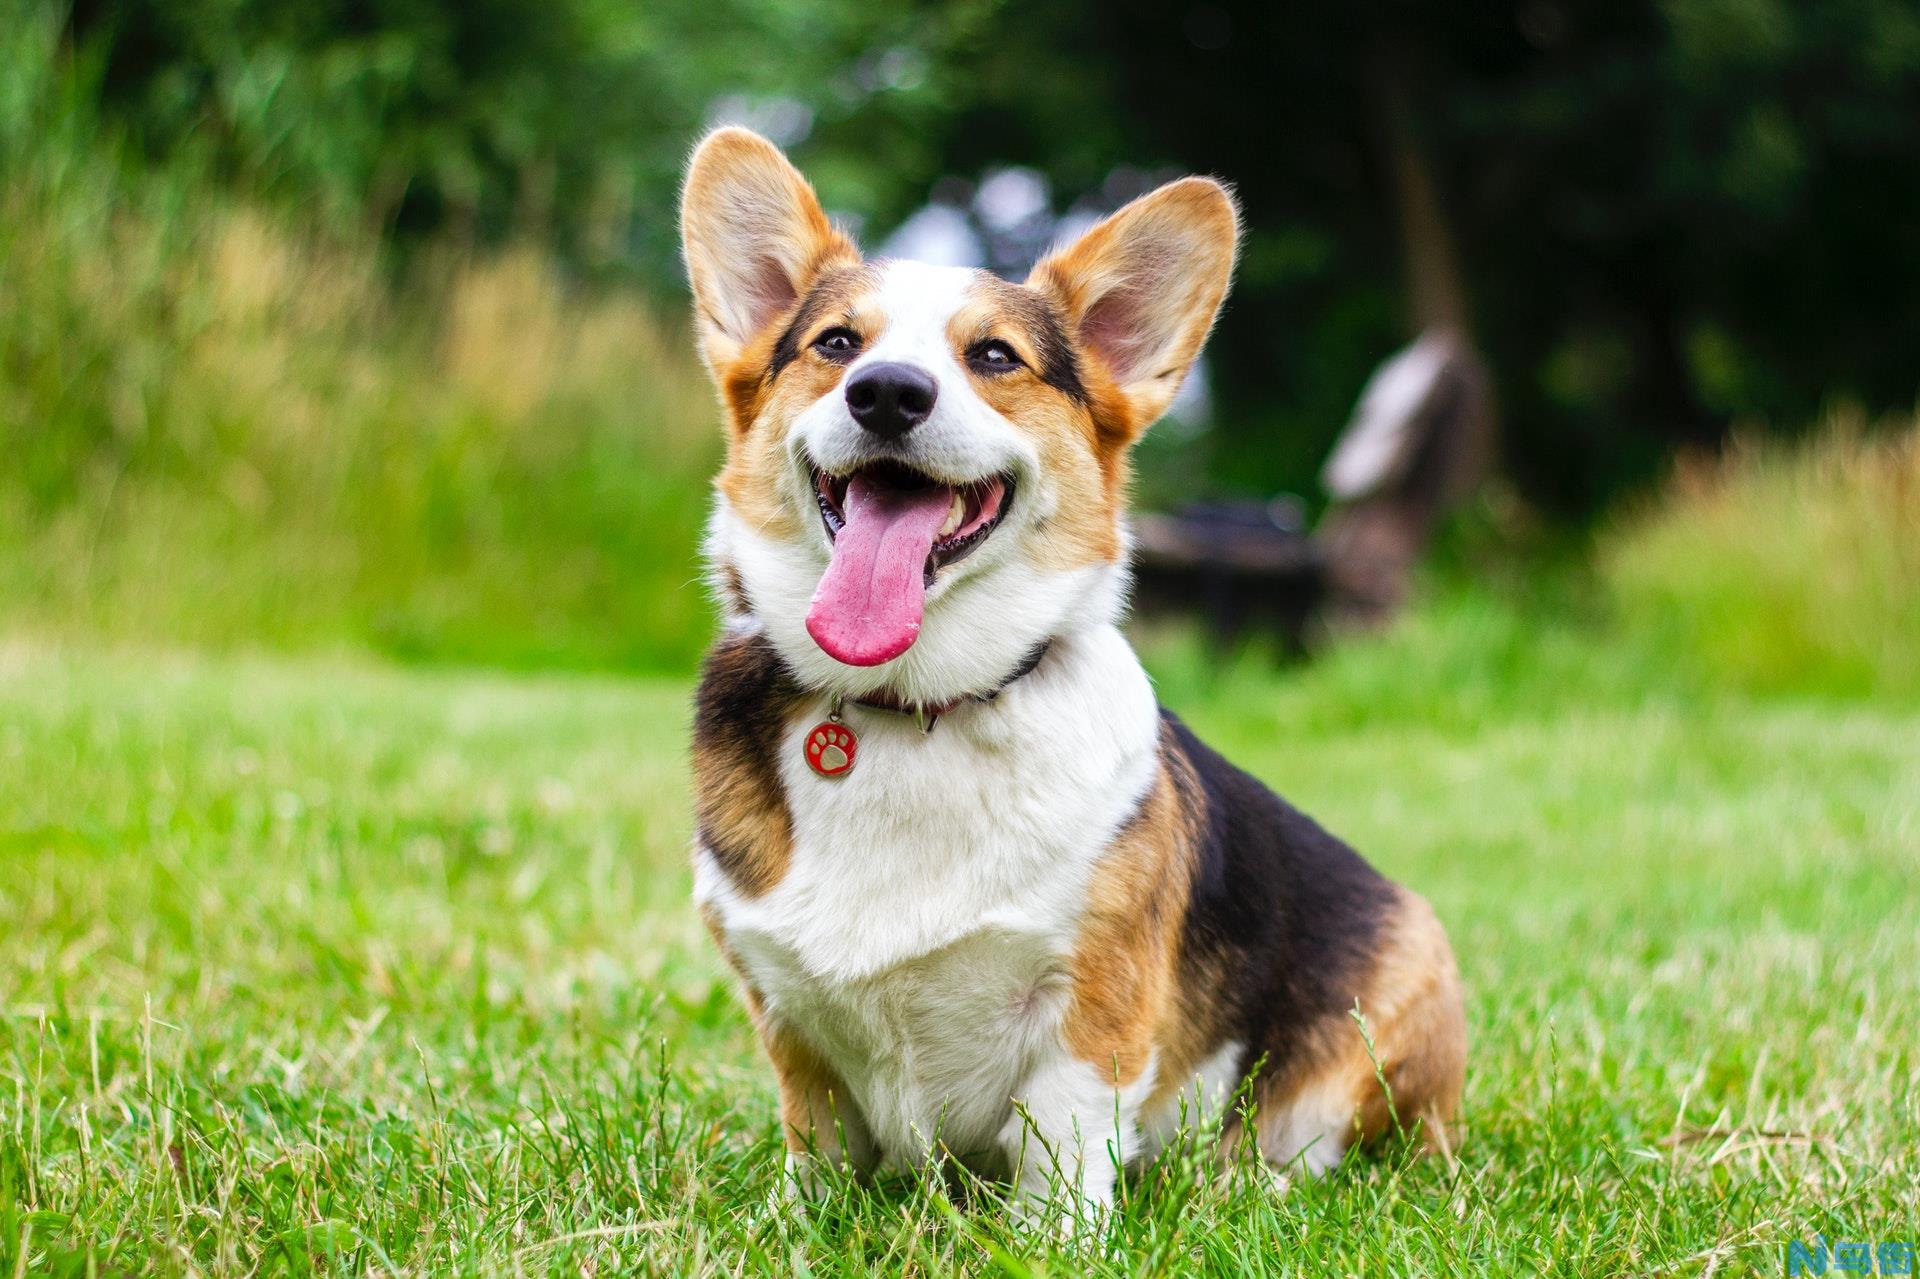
[1132,501,1326,654]
[1132,328,1492,651]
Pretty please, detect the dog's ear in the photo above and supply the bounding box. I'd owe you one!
[1029,177,1239,432]
[680,127,859,372]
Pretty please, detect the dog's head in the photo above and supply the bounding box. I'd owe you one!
[682,127,1238,703]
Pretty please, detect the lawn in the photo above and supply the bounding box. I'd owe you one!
[4,8,1915,1269]
[2,598,1915,1278]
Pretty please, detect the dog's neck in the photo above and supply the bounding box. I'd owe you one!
[841,639,1053,731]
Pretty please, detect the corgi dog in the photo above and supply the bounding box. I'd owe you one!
[680,127,1465,1225]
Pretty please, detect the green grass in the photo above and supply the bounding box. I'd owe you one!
[4,6,1914,1272]
[1600,414,1920,703]
[5,16,1918,1264]
[3,597,1916,1276]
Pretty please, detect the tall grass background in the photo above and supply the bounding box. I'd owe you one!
[3,2,1916,694]
[1602,418,1920,701]
[0,7,720,673]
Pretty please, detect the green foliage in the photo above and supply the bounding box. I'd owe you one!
[33,0,1920,518]
[1,618,1915,1274]
[1601,412,1920,701]
[0,4,723,671]
[6,0,1919,677]
[904,2,1920,513]
[57,0,996,277]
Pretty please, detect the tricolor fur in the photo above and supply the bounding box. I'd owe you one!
[681,127,1465,1225]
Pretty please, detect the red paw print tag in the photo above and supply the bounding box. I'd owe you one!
[804,702,857,778]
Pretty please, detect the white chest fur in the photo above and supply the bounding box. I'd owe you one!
[694,625,1161,1165]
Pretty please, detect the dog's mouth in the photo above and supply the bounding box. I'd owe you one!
[804,459,1013,667]
[812,460,1013,573]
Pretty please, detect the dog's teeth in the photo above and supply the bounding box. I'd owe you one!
[938,494,965,538]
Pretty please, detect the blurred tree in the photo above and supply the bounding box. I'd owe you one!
[51,0,1920,518]
[915,0,1920,515]
[57,0,994,272]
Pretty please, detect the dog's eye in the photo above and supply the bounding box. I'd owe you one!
[812,327,862,361]
[968,339,1022,372]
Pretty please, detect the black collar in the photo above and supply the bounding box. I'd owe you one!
[848,640,1053,731]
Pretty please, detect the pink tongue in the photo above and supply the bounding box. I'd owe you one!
[806,475,954,666]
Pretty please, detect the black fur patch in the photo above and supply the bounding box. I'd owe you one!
[692,631,805,893]
[1161,711,1397,1082]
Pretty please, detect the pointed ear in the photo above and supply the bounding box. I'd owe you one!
[680,127,859,371]
[1029,177,1239,430]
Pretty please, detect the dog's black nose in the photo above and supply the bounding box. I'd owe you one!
[845,362,937,439]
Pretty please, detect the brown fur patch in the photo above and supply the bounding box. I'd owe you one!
[1062,722,1216,1091]
[1067,723,1464,1158]
[761,1018,868,1166]
[697,901,732,960]
[691,632,806,896]
[712,557,752,616]
[1254,888,1466,1156]
[951,276,1132,572]
[713,264,885,539]
[1345,889,1467,1147]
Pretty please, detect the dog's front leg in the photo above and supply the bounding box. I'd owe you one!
[996,1046,1144,1235]
[750,1011,875,1202]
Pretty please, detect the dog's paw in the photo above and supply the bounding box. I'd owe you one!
[781,1150,835,1209]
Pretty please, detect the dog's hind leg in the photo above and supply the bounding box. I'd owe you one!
[1257,889,1466,1176]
